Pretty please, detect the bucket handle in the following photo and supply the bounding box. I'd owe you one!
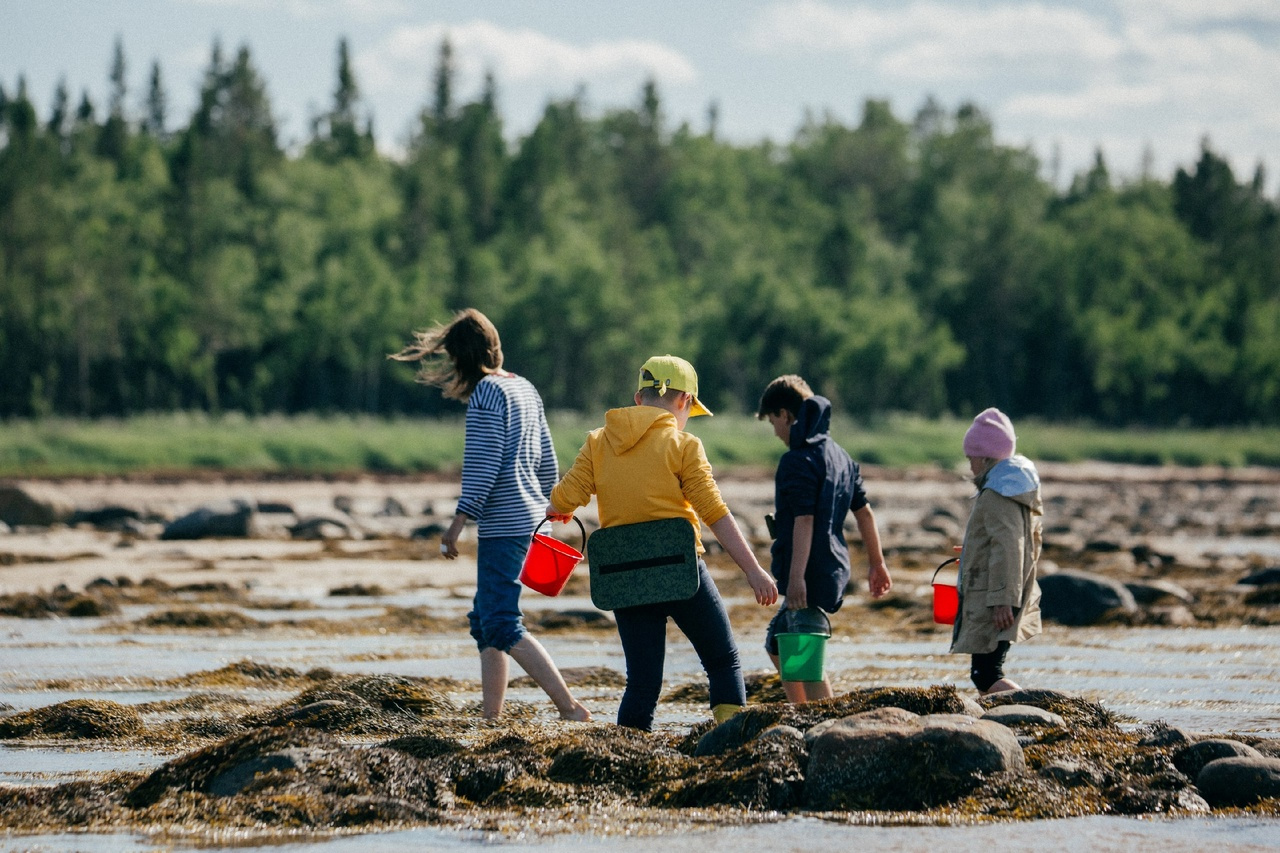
[931,556,959,585]
[532,515,586,551]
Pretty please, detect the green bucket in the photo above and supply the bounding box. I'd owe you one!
[777,632,827,682]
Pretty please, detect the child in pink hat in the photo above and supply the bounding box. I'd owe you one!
[951,408,1044,695]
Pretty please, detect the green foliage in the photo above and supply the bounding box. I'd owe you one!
[2,37,1279,427]
[2,414,1278,478]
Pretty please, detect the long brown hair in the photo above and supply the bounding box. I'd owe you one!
[389,308,504,401]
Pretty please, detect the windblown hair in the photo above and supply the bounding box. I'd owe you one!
[756,374,813,419]
[389,308,503,401]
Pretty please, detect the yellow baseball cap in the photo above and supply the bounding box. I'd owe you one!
[638,355,713,417]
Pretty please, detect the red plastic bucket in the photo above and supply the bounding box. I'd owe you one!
[932,557,959,625]
[519,516,585,596]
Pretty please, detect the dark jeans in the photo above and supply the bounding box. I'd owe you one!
[970,640,1011,692]
[612,561,745,731]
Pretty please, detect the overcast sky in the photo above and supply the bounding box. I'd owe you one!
[4,0,1279,190]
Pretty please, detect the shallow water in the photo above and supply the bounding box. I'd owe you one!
[5,523,1280,849]
[9,815,1280,852]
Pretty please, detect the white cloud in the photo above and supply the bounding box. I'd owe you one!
[1004,83,1163,122]
[750,2,1118,56]
[1115,0,1280,27]
[359,20,697,98]
[747,1,1124,78]
[743,0,1280,184]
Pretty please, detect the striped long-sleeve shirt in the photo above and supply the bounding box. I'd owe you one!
[455,373,559,538]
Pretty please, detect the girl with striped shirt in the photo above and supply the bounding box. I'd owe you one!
[392,309,590,721]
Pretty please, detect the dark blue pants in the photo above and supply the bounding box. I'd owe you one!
[612,561,745,731]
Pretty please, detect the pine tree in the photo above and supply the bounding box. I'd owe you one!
[98,37,129,167]
[142,60,167,138]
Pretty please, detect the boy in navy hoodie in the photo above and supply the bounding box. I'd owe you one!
[757,375,893,703]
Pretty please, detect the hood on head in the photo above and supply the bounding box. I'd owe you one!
[790,395,832,450]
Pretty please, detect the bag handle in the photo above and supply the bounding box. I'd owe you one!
[932,556,959,584]
[533,515,586,550]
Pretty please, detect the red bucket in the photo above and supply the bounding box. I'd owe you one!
[932,557,959,625]
[519,516,586,596]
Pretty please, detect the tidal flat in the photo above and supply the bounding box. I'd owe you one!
[2,465,1280,851]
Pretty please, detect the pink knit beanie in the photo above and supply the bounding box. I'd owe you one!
[963,407,1016,459]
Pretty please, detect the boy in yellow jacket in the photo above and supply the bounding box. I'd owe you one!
[547,355,777,730]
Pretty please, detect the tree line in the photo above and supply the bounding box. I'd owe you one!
[1,38,1278,425]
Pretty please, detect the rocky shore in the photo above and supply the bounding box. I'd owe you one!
[2,464,1280,842]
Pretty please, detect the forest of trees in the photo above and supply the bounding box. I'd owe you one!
[1,38,1278,425]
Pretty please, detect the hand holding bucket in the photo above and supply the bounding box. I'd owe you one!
[776,607,831,682]
[931,557,959,625]
[520,516,586,596]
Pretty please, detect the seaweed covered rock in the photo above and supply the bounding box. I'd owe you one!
[381,732,468,761]
[683,684,976,757]
[136,609,262,631]
[546,726,692,797]
[0,778,136,831]
[694,706,793,757]
[126,726,453,820]
[655,725,808,810]
[248,674,456,736]
[0,699,144,740]
[805,710,1026,810]
[0,587,120,619]
[442,732,553,805]
[980,689,1122,729]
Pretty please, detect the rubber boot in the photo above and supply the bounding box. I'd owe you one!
[712,703,744,724]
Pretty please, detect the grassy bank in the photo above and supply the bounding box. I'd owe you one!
[1,413,1279,479]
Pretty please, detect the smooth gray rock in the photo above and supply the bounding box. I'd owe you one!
[1038,569,1138,625]
[981,704,1065,728]
[805,710,1025,810]
[161,499,255,540]
[0,483,74,527]
[1175,740,1263,784]
[1197,756,1280,808]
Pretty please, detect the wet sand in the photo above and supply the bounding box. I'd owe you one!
[3,464,1280,849]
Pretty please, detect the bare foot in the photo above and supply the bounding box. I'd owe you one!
[980,677,1022,696]
[559,701,592,722]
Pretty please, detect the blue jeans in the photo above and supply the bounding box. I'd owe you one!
[612,561,745,731]
[468,535,529,653]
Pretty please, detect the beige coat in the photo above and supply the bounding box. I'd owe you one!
[950,457,1043,655]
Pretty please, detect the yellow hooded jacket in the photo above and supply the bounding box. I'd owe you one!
[549,406,729,554]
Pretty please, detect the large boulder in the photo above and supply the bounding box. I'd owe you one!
[804,709,1025,810]
[161,499,255,540]
[1174,738,1262,781]
[1038,569,1137,625]
[0,483,74,527]
[1196,756,1280,808]
[1239,567,1280,586]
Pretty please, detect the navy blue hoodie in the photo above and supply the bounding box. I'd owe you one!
[769,395,868,612]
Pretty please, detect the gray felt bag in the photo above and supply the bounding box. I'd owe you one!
[586,517,700,610]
